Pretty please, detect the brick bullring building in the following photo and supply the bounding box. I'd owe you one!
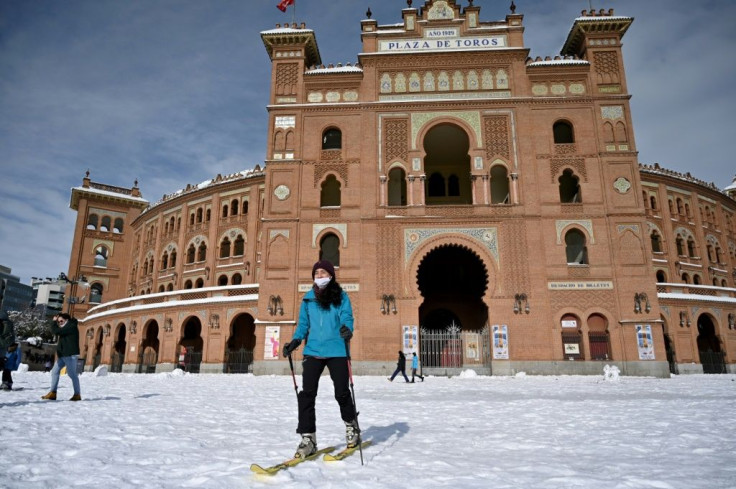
[63,1,736,377]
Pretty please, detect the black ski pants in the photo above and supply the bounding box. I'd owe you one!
[297,356,355,434]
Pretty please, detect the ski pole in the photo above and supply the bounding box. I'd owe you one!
[344,338,364,466]
[287,353,299,401]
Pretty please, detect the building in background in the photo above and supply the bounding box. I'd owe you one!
[61,1,736,377]
[30,277,66,318]
[0,265,34,315]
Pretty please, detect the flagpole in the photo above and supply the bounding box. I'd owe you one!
[292,0,296,25]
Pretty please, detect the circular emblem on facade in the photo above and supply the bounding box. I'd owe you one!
[613,177,631,194]
[408,232,420,243]
[274,184,290,201]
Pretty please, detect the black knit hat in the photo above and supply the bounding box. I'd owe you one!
[312,260,335,278]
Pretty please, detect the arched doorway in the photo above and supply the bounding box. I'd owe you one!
[417,244,490,372]
[179,316,204,373]
[696,314,726,373]
[225,313,256,373]
[660,319,677,374]
[137,320,159,374]
[110,323,126,373]
[423,124,472,205]
[92,328,104,370]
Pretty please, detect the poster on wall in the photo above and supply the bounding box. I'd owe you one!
[402,325,418,356]
[636,324,655,360]
[264,326,280,360]
[492,324,508,359]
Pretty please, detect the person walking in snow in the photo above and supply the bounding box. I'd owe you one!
[0,311,17,390]
[282,260,358,459]
[410,352,424,383]
[42,313,82,401]
[388,350,410,383]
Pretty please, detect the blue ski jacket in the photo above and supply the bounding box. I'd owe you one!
[293,288,354,358]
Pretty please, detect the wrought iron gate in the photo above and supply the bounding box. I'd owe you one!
[137,348,157,374]
[419,325,492,376]
[225,348,254,373]
[110,351,124,373]
[699,351,726,374]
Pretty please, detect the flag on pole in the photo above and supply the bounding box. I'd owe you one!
[277,0,294,12]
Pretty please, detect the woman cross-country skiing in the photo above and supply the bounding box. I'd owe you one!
[282,259,358,458]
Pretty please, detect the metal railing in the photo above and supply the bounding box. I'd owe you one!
[420,327,491,375]
[225,348,254,373]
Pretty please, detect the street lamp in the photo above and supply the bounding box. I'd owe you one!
[58,272,90,313]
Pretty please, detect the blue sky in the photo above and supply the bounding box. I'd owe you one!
[1,0,735,285]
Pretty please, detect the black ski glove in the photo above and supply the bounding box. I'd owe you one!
[339,325,353,340]
[282,339,301,357]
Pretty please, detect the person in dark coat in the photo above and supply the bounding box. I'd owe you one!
[42,313,82,401]
[0,311,17,390]
[388,350,410,382]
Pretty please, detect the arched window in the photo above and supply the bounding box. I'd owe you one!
[161,252,169,270]
[490,165,509,204]
[94,246,108,267]
[715,247,722,263]
[681,273,690,284]
[86,214,98,230]
[184,280,193,289]
[685,203,691,218]
[668,200,674,215]
[220,237,231,259]
[218,275,228,286]
[243,201,249,214]
[707,245,715,262]
[206,209,211,222]
[197,242,207,262]
[322,128,342,150]
[186,244,196,264]
[195,278,204,288]
[676,236,685,256]
[428,172,445,197]
[113,218,124,233]
[100,216,111,232]
[447,174,460,197]
[687,238,696,258]
[158,285,165,293]
[656,270,666,282]
[565,229,588,264]
[190,213,195,226]
[319,233,340,267]
[320,174,341,207]
[713,277,719,286]
[553,121,574,144]
[232,273,242,285]
[676,198,684,215]
[231,199,239,216]
[559,169,581,203]
[650,196,657,211]
[693,274,702,285]
[196,208,203,223]
[170,250,177,268]
[234,235,245,256]
[387,167,407,206]
[222,204,229,218]
[167,283,174,292]
[650,231,663,253]
[89,283,103,304]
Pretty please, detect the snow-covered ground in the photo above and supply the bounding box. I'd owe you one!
[1,369,735,488]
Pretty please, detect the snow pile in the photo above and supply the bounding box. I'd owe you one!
[169,368,186,377]
[456,369,478,379]
[17,363,29,373]
[603,364,620,381]
[514,371,527,378]
[94,365,108,376]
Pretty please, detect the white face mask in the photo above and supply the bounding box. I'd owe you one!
[314,277,331,289]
